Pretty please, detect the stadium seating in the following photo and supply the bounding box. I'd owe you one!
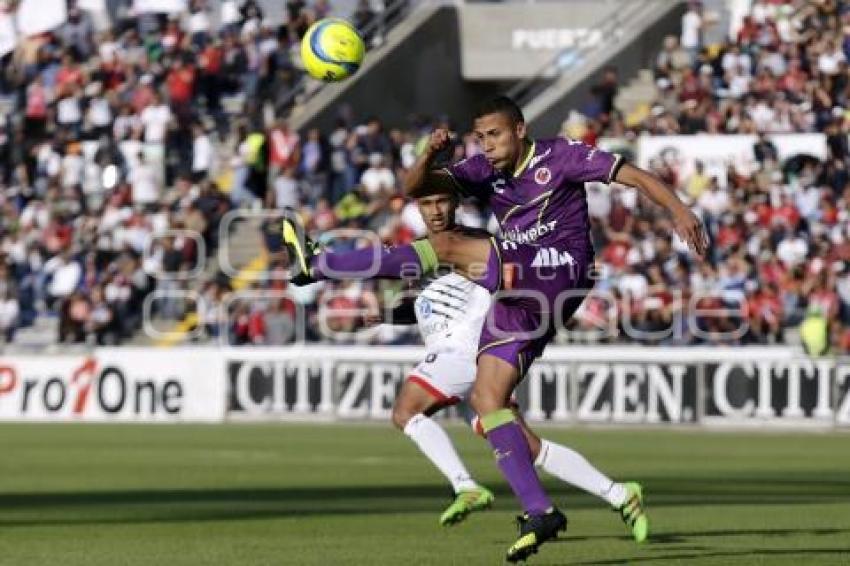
[1,0,848,354]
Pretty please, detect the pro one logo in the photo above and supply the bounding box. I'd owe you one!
[0,351,224,422]
[0,358,182,418]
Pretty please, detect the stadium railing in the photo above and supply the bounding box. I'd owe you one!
[506,0,672,108]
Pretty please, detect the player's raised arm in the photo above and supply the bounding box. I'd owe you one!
[403,129,458,198]
[614,163,708,257]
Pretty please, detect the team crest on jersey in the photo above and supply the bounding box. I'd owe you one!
[534,167,551,185]
[417,299,432,319]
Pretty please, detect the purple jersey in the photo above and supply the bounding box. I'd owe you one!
[444,137,622,248]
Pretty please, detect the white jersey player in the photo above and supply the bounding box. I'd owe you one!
[369,190,648,535]
[407,270,492,405]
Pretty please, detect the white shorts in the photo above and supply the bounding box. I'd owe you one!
[407,349,477,406]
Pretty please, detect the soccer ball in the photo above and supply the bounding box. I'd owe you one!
[301,18,366,82]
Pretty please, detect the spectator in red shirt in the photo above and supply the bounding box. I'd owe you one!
[130,75,156,114]
[778,58,808,95]
[716,214,744,251]
[248,307,266,344]
[772,193,801,230]
[198,38,224,121]
[679,67,707,104]
[24,76,49,140]
[747,283,783,344]
[55,53,84,97]
[753,193,774,228]
[268,118,301,178]
[737,16,759,47]
[806,275,840,320]
[166,58,196,121]
[601,236,631,272]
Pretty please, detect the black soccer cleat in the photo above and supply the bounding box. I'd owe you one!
[506,507,568,563]
[281,212,318,286]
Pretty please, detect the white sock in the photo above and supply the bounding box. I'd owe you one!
[535,439,628,507]
[403,414,478,493]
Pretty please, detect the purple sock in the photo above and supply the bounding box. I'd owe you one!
[311,243,428,281]
[487,420,553,515]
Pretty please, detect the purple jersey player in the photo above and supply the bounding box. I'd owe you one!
[441,135,618,376]
[281,96,707,562]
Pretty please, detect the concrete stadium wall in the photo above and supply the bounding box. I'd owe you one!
[526,2,687,136]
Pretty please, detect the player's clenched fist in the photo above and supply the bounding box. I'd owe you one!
[428,128,452,156]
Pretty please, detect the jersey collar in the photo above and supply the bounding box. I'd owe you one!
[513,139,536,178]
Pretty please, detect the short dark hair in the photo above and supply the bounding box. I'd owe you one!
[417,187,459,203]
[474,95,525,125]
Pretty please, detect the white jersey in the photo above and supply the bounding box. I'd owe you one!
[413,271,491,355]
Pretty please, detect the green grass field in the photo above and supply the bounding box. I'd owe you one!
[1,423,849,565]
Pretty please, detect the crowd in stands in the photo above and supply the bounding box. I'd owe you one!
[2,0,850,354]
[228,0,850,352]
[0,0,401,346]
[568,0,850,352]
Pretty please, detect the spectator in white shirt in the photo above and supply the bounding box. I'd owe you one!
[618,262,649,301]
[45,249,81,307]
[57,89,83,139]
[188,0,211,48]
[0,287,18,342]
[85,82,112,137]
[681,1,704,59]
[191,122,214,182]
[728,64,752,99]
[360,153,395,198]
[818,40,845,76]
[61,143,85,189]
[140,92,171,145]
[776,230,809,268]
[113,103,142,141]
[796,185,822,221]
[129,152,159,206]
[268,167,301,210]
[697,180,730,219]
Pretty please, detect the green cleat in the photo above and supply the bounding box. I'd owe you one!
[615,481,649,543]
[439,486,495,526]
[281,211,318,286]
[506,507,567,563]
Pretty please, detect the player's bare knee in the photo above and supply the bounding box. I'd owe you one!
[392,396,437,430]
[469,385,499,416]
[391,404,415,430]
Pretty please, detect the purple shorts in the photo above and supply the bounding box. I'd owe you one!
[476,237,594,377]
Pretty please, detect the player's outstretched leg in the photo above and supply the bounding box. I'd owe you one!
[393,379,494,527]
[282,213,437,285]
[281,213,320,285]
[530,437,649,543]
[282,214,493,286]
